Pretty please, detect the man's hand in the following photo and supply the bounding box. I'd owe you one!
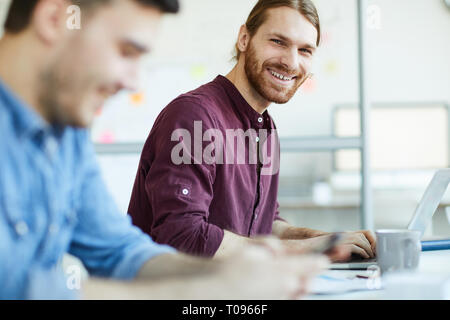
[272,220,376,262]
[293,230,376,262]
[339,230,376,260]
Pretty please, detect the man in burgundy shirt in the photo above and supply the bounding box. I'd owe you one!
[128,0,376,259]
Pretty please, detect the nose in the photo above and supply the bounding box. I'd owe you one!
[280,47,301,73]
[119,62,140,92]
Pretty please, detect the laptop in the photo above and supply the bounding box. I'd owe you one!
[331,168,450,270]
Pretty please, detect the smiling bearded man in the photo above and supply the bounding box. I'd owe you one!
[128,0,376,261]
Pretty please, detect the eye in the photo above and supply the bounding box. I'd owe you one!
[270,39,284,46]
[120,44,140,59]
[299,48,313,55]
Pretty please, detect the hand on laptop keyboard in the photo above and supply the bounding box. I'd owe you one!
[338,231,377,260]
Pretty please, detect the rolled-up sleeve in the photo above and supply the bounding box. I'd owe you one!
[141,97,225,257]
[68,133,175,280]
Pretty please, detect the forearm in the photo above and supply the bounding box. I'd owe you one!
[215,224,328,258]
[213,230,255,258]
[81,274,225,300]
[272,220,328,240]
[136,252,220,280]
[82,253,226,299]
[81,249,327,300]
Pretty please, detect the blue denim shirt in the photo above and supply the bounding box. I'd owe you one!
[0,79,175,299]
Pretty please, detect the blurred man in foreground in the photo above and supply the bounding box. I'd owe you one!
[0,0,327,299]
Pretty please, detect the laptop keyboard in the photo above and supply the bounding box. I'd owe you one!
[349,254,377,263]
[354,258,377,263]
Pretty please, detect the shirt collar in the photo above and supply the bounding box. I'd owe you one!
[214,75,273,130]
[0,77,61,140]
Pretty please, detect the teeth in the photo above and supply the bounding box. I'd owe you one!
[270,70,292,81]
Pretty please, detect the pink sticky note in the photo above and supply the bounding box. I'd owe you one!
[99,131,116,144]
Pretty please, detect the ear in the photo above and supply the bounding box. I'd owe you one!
[237,24,250,54]
[31,0,68,45]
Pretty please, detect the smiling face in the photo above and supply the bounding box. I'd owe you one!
[242,6,318,104]
[38,0,162,128]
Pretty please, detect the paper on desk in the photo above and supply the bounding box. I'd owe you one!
[383,273,450,299]
[309,272,383,295]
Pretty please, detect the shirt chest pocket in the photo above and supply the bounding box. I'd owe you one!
[1,195,78,240]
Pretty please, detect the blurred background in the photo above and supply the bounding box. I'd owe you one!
[1,0,449,236]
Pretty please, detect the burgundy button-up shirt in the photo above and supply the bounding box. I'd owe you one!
[128,75,282,257]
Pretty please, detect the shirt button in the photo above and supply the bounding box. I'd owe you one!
[254,214,258,220]
[49,224,59,235]
[46,137,58,156]
[258,117,263,123]
[15,221,29,236]
[255,137,260,143]
[182,188,189,195]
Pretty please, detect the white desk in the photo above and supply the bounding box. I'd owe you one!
[306,250,450,300]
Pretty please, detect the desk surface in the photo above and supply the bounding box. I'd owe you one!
[306,250,450,300]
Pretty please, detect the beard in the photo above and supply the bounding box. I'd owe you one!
[38,66,75,127]
[244,41,309,104]
[37,56,102,128]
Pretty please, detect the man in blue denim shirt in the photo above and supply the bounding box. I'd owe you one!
[0,0,328,299]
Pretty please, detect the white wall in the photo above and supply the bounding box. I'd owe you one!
[367,0,450,103]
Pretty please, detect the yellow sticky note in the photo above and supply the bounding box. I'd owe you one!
[324,60,339,75]
[190,65,207,80]
[130,92,145,106]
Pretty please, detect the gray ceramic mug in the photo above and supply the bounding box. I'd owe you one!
[375,229,422,274]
